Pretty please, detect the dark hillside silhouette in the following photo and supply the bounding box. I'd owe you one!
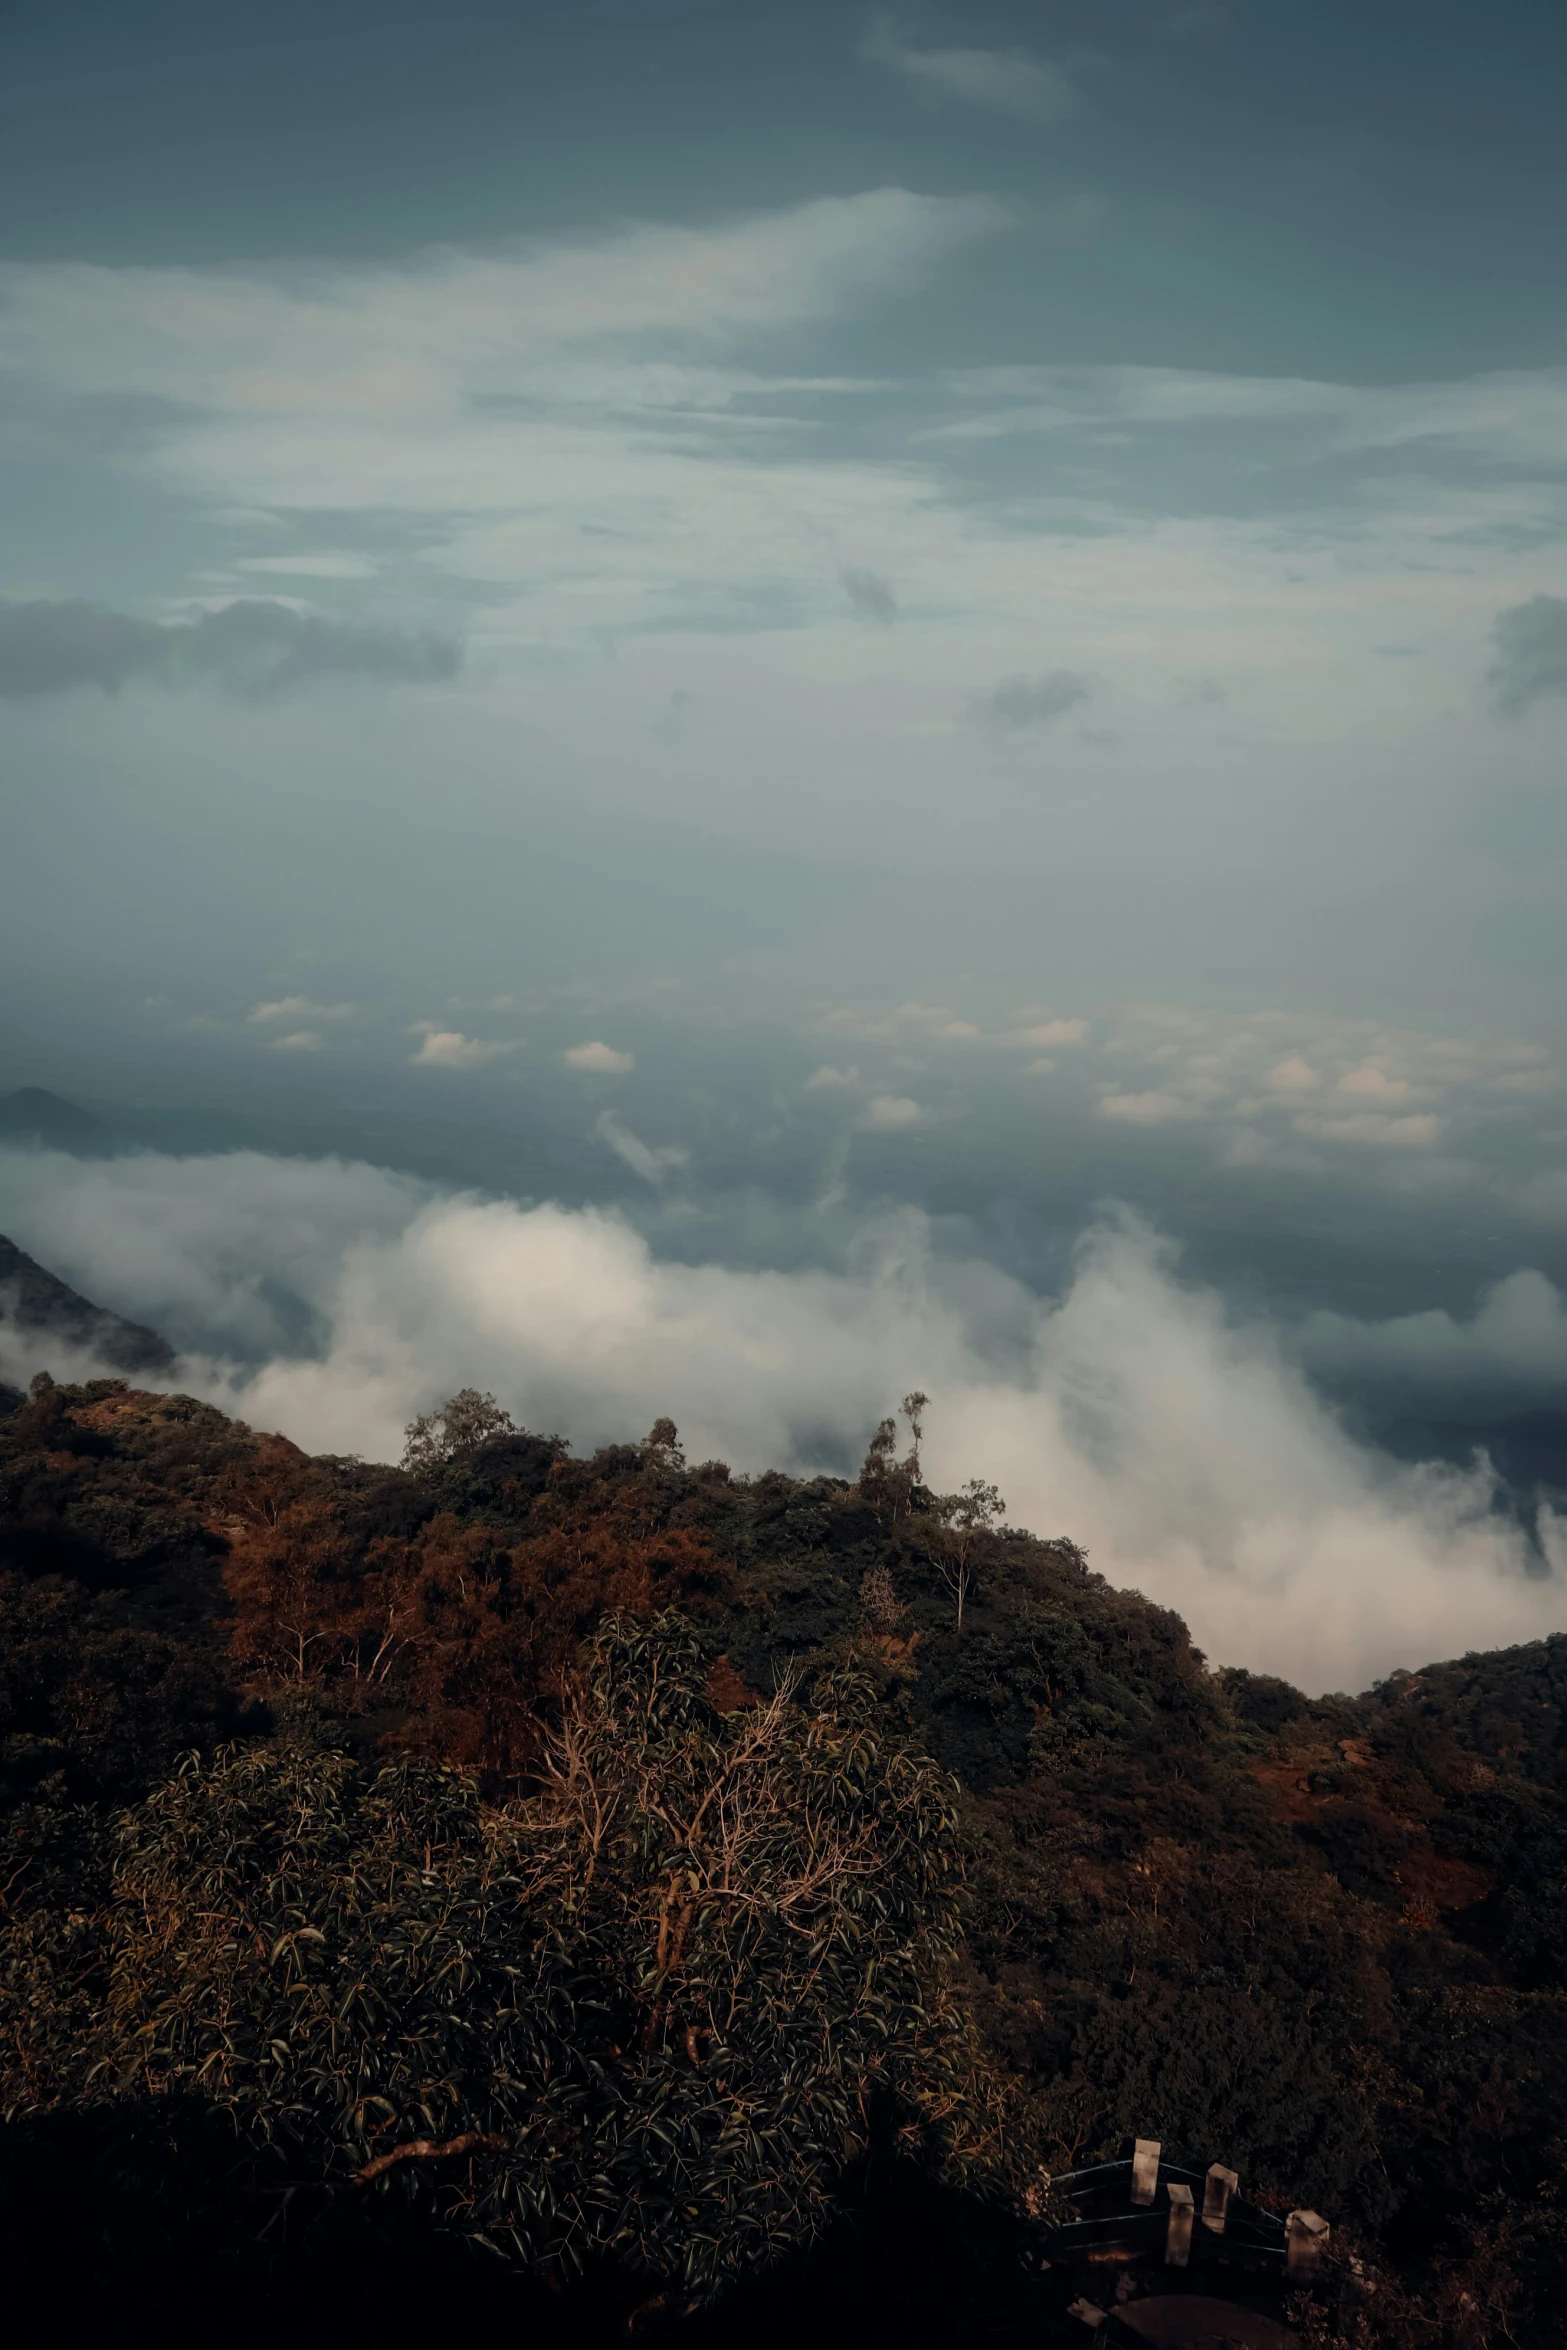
[3,1374,1566,2347]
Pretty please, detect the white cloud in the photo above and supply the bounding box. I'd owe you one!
[1338,1063,1414,1100]
[410,1028,520,1069]
[863,19,1075,123]
[1294,1111,1441,1148]
[564,1040,634,1074]
[2,1144,1563,1695]
[1006,1017,1088,1049]
[805,1064,862,1088]
[938,361,1567,473]
[820,1002,982,1045]
[595,1113,689,1185]
[1269,1056,1319,1092]
[248,995,353,1023]
[268,1029,326,1053]
[1100,1089,1190,1125]
[862,1093,924,1128]
[235,553,380,579]
[0,194,997,461]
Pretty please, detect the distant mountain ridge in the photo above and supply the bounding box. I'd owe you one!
[0,1086,115,1154]
[0,1231,176,1397]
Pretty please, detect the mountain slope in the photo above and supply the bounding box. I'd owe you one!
[1,1378,1564,2346]
[0,1232,176,1382]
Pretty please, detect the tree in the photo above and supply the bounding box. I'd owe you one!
[400,1389,515,1474]
[858,1391,928,1524]
[3,1616,977,2306]
[933,1479,1005,1631]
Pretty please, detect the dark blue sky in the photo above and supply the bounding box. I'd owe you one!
[5,0,1566,378]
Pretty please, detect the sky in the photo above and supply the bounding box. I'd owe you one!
[2,0,1566,1690]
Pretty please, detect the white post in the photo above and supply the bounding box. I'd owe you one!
[1202,2163,1238,2234]
[1165,2182,1194,2267]
[1287,2210,1330,2276]
[1131,2139,1161,2207]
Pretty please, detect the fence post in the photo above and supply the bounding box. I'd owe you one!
[1287,2210,1330,2276]
[1131,2140,1162,2207]
[1165,2183,1194,2267]
[1202,2163,1238,2234]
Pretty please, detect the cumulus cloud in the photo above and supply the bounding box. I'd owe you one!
[1006,1018,1088,1049]
[839,564,897,621]
[0,596,460,699]
[1100,1090,1190,1126]
[1338,1064,1413,1100]
[268,1030,326,1053]
[409,1028,520,1069]
[970,668,1094,730]
[1488,592,1567,716]
[863,18,1076,123]
[564,1041,634,1074]
[862,1094,924,1129]
[1,1144,1563,1694]
[805,1064,862,1089]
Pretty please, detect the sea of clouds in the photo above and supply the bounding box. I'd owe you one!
[2,1141,1564,1698]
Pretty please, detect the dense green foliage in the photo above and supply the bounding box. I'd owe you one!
[4,1371,1567,2343]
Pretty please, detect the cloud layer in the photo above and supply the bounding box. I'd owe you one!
[863,20,1076,124]
[1,1143,1562,1696]
[1489,593,1567,716]
[0,597,459,698]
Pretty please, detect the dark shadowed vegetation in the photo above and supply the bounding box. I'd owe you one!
[4,1373,1567,2345]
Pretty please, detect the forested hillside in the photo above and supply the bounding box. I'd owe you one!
[3,1373,1565,2347]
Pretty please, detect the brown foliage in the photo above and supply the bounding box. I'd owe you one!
[220,1444,735,1780]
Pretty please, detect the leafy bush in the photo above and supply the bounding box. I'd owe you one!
[4,1615,974,2304]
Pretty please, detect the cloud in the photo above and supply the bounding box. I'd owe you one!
[1338,1063,1413,1100]
[938,361,1567,472]
[409,1028,520,1069]
[1269,1056,1319,1092]
[839,565,897,621]
[863,18,1075,123]
[1100,1090,1190,1126]
[2,1144,1563,1694]
[0,596,460,699]
[249,997,353,1024]
[1297,1268,1567,1416]
[970,669,1094,730]
[595,1113,689,1186]
[1006,1018,1088,1049]
[234,553,379,580]
[1488,593,1567,717]
[1293,1111,1441,1148]
[564,1041,634,1074]
[862,1094,924,1129]
[268,1030,326,1053]
[805,1064,861,1089]
[0,192,1000,412]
